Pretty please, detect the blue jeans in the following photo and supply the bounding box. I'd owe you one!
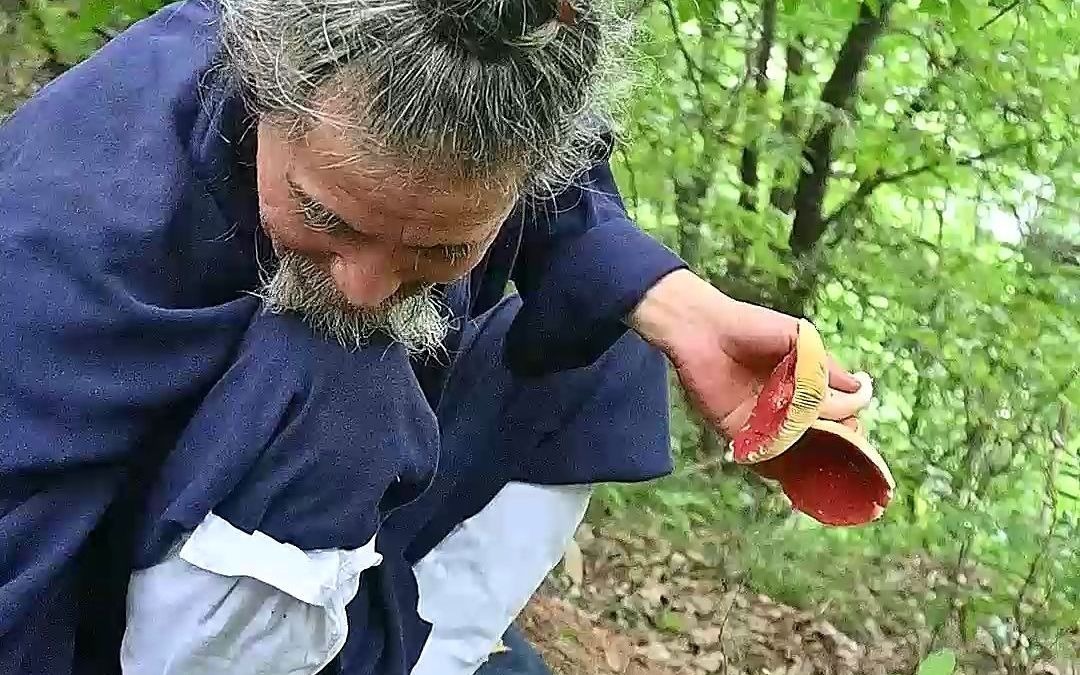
[474,626,551,675]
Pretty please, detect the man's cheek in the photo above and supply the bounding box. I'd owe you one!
[466,231,500,270]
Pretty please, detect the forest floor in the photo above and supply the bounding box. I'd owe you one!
[516,522,1076,675]
[0,12,54,119]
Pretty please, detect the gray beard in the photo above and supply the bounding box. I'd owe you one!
[255,249,450,358]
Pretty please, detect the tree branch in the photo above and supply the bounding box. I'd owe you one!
[822,140,1029,227]
[659,0,744,151]
[673,172,709,265]
[770,35,806,213]
[1008,398,1071,663]
[783,36,807,102]
[896,0,1025,122]
[978,0,1025,31]
[661,0,719,268]
[788,1,892,256]
[614,145,640,218]
[661,0,709,116]
[738,0,778,212]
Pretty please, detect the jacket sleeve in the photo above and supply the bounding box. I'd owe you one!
[0,226,259,671]
[505,151,686,376]
[0,198,261,664]
[0,6,259,662]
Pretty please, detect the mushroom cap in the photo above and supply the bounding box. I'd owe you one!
[733,319,829,464]
[748,419,895,527]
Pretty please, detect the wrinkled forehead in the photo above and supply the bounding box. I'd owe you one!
[283,118,522,243]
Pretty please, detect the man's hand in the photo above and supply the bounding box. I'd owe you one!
[628,269,870,439]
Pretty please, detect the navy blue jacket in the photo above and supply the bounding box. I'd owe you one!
[0,2,684,673]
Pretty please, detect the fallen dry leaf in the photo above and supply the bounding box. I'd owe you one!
[690,626,723,648]
[562,539,584,587]
[639,642,672,663]
[693,651,725,673]
[603,635,633,673]
[519,525,1078,675]
[638,581,666,607]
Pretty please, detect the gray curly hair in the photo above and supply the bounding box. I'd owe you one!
[218,0,636,195]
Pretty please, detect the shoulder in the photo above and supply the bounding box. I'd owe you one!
[0,1,259,309]
[1,0,223,167]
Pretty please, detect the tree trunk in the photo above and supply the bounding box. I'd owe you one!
[789,2,891,256]
[738,0,778,212]
[674,174,710,267]
[770,36,806,213]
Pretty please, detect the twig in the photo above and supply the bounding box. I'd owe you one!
[92,26,117,41]
[660,0,711,116]
[892,1,1024,127]
[978,0,1025,31]
[822,140,1029,227]
[717,576,745,644]
[614,145,640,218]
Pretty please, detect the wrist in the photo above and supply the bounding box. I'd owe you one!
[627,269,736,363]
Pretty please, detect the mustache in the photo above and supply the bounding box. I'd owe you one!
[253,249,451,358]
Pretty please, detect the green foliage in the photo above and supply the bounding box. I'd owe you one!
[916,649,957,675]
[598,0,1080,668]
[22,0,158,65]
[1,0,161,115]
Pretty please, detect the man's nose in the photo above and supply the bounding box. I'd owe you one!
[328,253,402,308]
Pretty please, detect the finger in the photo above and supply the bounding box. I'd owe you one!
[820,372,874,421]
[719,301,799,369]
[827,354,860,393]
[838,416,862,434]
[719,396,759,439]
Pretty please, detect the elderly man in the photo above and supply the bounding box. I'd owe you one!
[0,1,865,674]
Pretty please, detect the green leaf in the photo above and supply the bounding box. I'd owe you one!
[916,649,957,675]
[920,0,947,17]
[656,609,685,633]
[948,0,969,23]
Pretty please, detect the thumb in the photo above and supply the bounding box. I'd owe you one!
[719,395,759,439]
[820,372,874,421]
[827,355,861,393]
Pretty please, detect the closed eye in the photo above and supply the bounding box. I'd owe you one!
[288,179,480,262]
[295,196,346,234]
[437,243,474,264]
[288,179,347,234]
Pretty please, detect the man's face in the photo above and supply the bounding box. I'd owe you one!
[254,120,518,354]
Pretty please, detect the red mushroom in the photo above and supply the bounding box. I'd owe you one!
[728,319,895,527]
[731,319,830,464]
[747,419,895,526]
